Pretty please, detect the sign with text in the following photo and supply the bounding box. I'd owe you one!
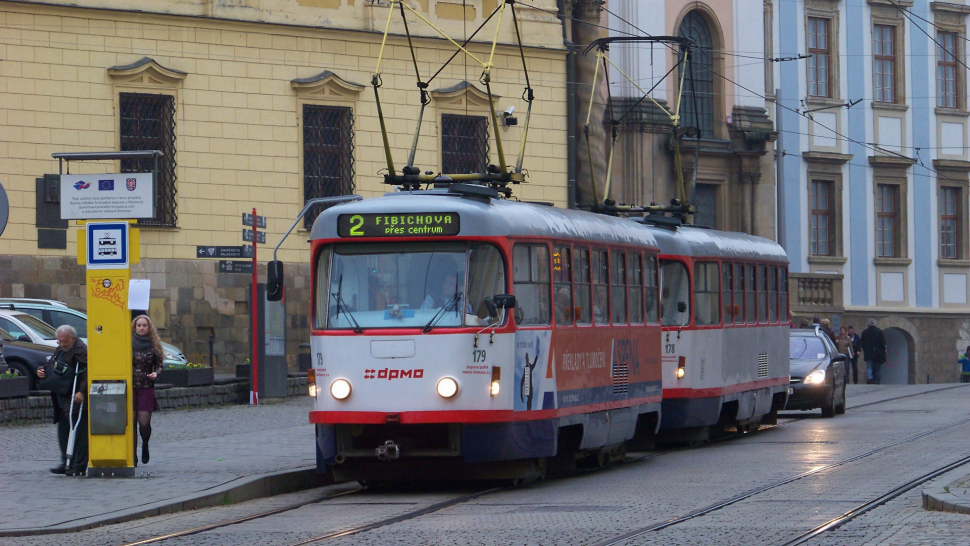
[337,212,460,237]
[218,260,253,274]
[242,229,266,244]
[87,221,129,269]
[196,245,253,259]
[242,213,267,229]
[61,173,154,220]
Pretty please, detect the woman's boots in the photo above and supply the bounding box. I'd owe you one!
[140,425,151,464]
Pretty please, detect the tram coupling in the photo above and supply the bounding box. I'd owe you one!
[376,440,401,461]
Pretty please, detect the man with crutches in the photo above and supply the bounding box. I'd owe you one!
[36,325,88,476]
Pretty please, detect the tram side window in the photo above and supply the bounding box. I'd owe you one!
[592,249,610,325]
[660,260,690,326]
[513,244,551,326]
[758,265,768,323]
[574,248,592,325]
[780,267,789,321]
[694,262,720,326]
[769,265,779,323]
[628,253,644,325]
[553,246,573,325]
[745,264,757,323]
[734,263,745,324]
[644,255,659,323]
[722,262,734,324]
[611,251,627,324]
[313,246,332,330]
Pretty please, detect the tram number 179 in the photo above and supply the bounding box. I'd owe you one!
[472,349,487,363]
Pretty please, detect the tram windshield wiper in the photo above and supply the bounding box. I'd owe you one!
[332,275,363,334]
[423,291,462,333]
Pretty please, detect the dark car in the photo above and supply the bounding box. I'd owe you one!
[787,328,847,417]
[0,327,55,390]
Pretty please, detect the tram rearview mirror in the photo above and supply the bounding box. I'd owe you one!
[484,297,498,319]
[493,294,515,310]
[267,261,284,301]
[677,301,687,313]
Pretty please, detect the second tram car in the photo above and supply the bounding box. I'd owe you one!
[299,186,789,480]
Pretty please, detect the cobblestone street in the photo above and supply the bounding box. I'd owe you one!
[2,384,969,546]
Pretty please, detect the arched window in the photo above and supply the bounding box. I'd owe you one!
[678,11,715,138]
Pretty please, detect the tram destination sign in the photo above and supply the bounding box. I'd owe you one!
[338,212,460,237]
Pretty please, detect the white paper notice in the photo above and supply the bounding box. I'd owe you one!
[128,279,151,311]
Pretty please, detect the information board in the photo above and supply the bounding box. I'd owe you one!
[337,212,460,237]
[61,173,154,220]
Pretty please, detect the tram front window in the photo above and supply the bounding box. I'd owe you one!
[317,242,506,330]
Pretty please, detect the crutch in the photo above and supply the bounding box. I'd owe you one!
[64,370,84,469]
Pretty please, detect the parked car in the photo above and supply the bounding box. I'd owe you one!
[787,328,848,417]
[0,299,188,368]
[0,327,55,390]
[0,309,59,348]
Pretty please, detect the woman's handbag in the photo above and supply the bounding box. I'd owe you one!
[38,352,79,397]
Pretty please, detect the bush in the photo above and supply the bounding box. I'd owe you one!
[165,362,209,370]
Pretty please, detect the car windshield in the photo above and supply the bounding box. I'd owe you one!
[15,314,57,340]
[316,242,506,330]
[790,336,827,359]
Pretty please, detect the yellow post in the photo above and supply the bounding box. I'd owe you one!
[77,220,140,476]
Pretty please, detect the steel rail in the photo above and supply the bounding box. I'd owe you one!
[591,414,970,546]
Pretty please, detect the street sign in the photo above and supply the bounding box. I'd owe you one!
[87,222,129,270]
[218,260,254,274]
[196,245,253,259]
[61,173,154,220]
[242,229,266,244]
[242,213,267,229]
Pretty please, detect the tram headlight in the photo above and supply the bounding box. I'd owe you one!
[804,369,826,385]
[437,377,459,399]
[676,367,685,379]
[330,379,352,400]
[490,381,501,396]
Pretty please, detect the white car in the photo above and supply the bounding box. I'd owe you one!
[0,309,59,348]
[0,300,188,367]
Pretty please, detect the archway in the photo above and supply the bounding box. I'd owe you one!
[882,327,914,384]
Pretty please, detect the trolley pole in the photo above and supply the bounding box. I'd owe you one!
[251,207,259,406]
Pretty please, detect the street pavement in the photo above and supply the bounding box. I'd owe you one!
[2,384,970,545]
[0,396,317,534]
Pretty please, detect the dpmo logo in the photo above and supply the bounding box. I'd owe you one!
[364,368,424,380]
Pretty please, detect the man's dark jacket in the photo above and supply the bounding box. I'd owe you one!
[39,337,87,424]
[860,326,887,364]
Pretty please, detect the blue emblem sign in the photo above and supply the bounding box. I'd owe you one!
[87,221,129,270]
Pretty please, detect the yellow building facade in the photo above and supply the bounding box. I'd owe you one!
[0,0,568,367]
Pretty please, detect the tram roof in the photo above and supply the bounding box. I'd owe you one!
[311,192,660,248]
[641,221,789,263]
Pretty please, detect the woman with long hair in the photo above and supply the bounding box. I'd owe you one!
[131,315,163,465]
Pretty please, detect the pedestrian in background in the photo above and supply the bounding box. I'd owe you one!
[132,315,164,465]
[835,326,851,359]
[798,318,811,329]
[847,326,862,384]
[820,318,836,343]
[959,346,970,383]
[860,319,887,385]
[36,325,88,476]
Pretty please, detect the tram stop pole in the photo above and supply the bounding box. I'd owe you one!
[55,150,158,478]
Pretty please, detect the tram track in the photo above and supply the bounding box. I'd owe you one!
[113,385,968,546]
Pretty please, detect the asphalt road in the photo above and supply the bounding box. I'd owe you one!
[4,384,970,546]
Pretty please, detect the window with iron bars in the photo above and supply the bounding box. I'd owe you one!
[120,92,177,227]
[303,104,355,230]
[441,114,489,175]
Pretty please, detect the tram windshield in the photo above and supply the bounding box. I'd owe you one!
[315,242,507,330]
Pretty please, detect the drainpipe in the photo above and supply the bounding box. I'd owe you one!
[560,0,577,209]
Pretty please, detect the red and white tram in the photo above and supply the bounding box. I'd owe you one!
[296,185,788,480]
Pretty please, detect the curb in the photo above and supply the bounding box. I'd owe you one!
[0,466,333,537]
[922,479,970,515]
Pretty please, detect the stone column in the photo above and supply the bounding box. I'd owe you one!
[572,0,609,207]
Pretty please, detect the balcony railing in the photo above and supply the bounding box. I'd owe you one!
[789,272,844,315]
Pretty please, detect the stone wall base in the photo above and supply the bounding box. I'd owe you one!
[0,376,309,425]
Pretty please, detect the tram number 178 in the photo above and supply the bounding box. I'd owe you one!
[664,343,676,354]
[472,349,487,363]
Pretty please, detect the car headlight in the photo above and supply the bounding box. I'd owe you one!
[436,377,459,398]
[804,369,826,385]
[330,379,352,400]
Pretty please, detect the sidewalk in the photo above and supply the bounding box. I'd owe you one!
[0,395,322,536]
